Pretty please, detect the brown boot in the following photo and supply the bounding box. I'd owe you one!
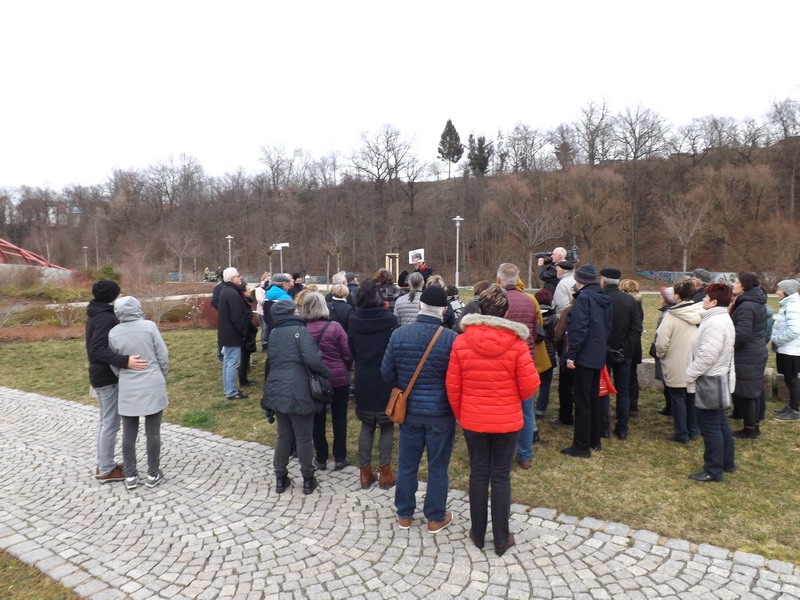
[378,464,396,490]
[360,465,377,489]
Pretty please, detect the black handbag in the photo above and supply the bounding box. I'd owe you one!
[694,374,731,410]
[295,328,333,412]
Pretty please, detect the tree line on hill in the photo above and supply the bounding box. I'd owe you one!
[1,99,799,288]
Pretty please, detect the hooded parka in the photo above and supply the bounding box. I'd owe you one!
[730,286,768,398]
[108,297,169,417]
[348,307,399,412]
[655,300,704,388]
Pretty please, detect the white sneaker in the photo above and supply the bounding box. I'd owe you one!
[125,476,139,490]
[145,471,164,488]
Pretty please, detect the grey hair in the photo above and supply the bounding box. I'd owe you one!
[552,247,567,261]
[300,292,330,320]
[496,262,519,286]
[408,272,424,289]
[601,276,620,286]
[331,271,347,285]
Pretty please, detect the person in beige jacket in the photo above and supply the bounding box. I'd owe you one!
[655,279,704,443]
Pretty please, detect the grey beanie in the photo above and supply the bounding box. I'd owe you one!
[777,279,800,296]
[692,268,712,284]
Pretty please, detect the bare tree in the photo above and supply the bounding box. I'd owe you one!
[657,193,713,272]
[164,228,199,281]
[351,124,413,193]
[615,105,669,161]
[576,100,616,166]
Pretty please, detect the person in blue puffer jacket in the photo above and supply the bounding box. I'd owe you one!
[381,285,458,533]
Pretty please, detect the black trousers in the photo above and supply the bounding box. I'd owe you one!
[571,365,601,451]
[558,354,575,424]
[312,385,349,463]
[462,428,520,546]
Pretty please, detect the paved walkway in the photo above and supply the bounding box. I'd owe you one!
[1,388,799,600]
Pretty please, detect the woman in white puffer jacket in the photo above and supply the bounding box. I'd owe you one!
[685,283,736,482]
[771,279,800,421]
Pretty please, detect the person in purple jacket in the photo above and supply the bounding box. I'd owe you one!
[300,292,354,471]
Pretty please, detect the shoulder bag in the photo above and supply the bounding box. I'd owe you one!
[694,374,731,411]
[294,329,333,412]
[385,326,444,424]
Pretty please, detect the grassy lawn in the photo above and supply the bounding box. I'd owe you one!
[1,291,798,575]
[0,550,80,600]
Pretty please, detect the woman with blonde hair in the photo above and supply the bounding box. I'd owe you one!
[620,279,644,416]
[300,292,353,471]
[327,283,353,332]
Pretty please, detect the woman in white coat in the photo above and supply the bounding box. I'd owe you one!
[684,284,736,482]
[109,296,169,490]
[772,279,800,421]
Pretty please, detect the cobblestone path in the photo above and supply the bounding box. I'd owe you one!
[1,388,799,599]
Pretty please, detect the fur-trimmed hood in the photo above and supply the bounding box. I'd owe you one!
[459,313,530,358]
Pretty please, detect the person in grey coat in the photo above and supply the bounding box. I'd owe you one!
[262,300,330,495]
[108,296,169,491]
[394,272,424,326]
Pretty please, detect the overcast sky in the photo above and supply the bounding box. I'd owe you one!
[1,1,799,190]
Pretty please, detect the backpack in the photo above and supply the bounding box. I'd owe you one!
[448,296,465,319]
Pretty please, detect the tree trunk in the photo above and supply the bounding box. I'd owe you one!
[527,248,534,290]
[682,246,688,274]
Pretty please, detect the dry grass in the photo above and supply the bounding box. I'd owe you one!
[0,549,80,600]
[1,315,799,568]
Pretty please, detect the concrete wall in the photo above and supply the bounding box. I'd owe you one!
[0,264,73,285]
[637,358,779,399]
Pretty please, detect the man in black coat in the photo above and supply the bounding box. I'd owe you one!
[85,280,148,483]
[218,267,252,400]
[600,267,643,441]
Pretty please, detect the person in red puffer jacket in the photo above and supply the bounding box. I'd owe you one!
[446,284,539,557]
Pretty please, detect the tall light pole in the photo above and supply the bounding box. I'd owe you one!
[225,235,234,268]
[82,246,89,271]
[452,216,464,288]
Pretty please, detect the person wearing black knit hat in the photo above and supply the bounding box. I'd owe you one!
[561,264,613,458]
[85,280,148,484]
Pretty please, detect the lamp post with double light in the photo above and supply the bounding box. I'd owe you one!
[452,215,464,288]
[225,235,234,268]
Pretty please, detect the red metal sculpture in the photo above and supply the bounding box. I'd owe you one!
[0,239,70,271]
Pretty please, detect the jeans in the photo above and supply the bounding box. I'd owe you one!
[95,384,121,475]
[121,411,162,479]
[610,359,632,436]
[695,408,735,480]
[516,395,536,462]
[667,386,698,442]
[356,410,394,467]
[395,422,455,522]
[222,345,242,397]
[313,385,349,463]
[274,411,314,479]
[534,368,555,416]
[572,365,602,451]
[463,428,520,546]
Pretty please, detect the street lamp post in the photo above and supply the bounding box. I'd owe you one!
[225,235,234,268]
[82,246,89,271]
[270,243,290,273]
[452,216,464,288]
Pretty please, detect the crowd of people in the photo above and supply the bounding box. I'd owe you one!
[84,250,800,557]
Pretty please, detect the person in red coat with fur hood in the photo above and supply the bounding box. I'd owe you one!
[446,284,539,557]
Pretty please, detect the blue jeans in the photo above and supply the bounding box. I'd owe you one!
[534,368,555,416]
[667,386,698,442]
[695,408,735,480]
[610,360,632,436]
[222,346,242,397]
[516,395,536,462]
[395,422,455,522]
[95,384,121,475]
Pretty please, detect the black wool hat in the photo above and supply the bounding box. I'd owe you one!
[420,285,448,308]
[574,264,598,285]
[600,267,622,280]
[92,280,121,303]
[556,261,574,271]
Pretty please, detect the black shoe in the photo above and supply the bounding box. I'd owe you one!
[550,418,573,426]
[600,430,610,439]
[689,472,720,482]
[241,381,257,388]
[533,431,542,445]
[590,442,602,451]
[732,428,760,439]
[666,433,688,444]
[314,459,327,471]
[469,529,485,550]
[657,408,672,416]
[225,391,248,400]
[334,459,351,471]
[724,467,737,474]
[560,446,591,458]
[303,476,318,495]
[614,431,627,441]
[275,475,291,494]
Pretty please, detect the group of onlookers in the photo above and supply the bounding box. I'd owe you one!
[85,254,800,558]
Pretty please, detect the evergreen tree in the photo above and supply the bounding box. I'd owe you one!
[467,134,494,177]
[437,119,464,179]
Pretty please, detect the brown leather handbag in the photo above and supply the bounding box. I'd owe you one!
[385,326,444,424]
